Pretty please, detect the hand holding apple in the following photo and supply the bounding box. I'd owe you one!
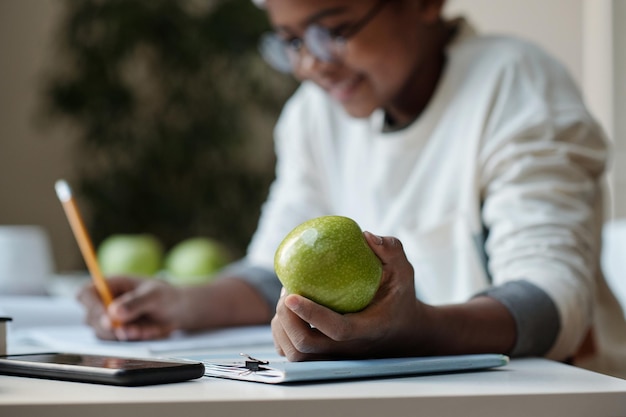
[272,232,427,362]
[274,216,382,313]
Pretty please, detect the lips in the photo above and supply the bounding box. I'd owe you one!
[324,74,363,102]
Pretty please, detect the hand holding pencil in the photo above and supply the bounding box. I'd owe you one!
[56,179,191,340]
[57,179,261,341]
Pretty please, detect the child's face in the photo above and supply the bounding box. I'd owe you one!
[264,0,444,121]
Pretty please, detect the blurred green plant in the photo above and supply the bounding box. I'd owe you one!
[43,0,296,258]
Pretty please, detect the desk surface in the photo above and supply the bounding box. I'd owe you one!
[1,357,625,417]
[2,296,626,417]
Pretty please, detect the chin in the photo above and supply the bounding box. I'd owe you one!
[340,102,377,119]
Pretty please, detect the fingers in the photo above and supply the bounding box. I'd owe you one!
[77,283,117,340]
[363,231,407,265]
[364,231,415,291]
[272,294,340,361]
[271,314,293,358]
[272,294,318,359]
[76,276,142,318]
[114,280,181,340]
[115,320,174,341]
[77,277,176,341]
[283,295,355,342]
[273,291,379,360]
[107,279,170,323]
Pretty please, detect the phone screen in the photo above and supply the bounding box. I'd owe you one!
[11,353,187,370]
[0,353,206,386]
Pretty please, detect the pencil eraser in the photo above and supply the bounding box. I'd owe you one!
[55,180,72,202]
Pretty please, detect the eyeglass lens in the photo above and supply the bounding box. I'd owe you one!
[259,0,385,73]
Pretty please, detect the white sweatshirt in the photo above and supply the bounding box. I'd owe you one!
[226,20,626,375]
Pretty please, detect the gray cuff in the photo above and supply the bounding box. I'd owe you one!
[217,259,282,315]
[478,280,560,357]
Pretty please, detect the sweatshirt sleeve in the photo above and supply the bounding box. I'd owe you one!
[479,280,560,356]
[478,45,608,360]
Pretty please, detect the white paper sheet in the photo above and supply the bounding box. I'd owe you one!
[2,295,274,357]
[13,324,274,357]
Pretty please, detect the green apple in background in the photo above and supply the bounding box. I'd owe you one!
[274,215,383,314]
[97,234,163,277]
[164,237,230,286]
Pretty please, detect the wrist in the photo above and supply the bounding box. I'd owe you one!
[178,278,273,331]
[175,285,204,330]
[418,297,516,356]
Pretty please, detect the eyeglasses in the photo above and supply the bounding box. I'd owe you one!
[259,0,387,73]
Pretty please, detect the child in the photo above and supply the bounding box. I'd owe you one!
[78,0,626,377]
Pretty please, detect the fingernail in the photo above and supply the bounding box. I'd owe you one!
[114,327,129,341]
[108,302,127,319]
[284,295,300,312]
[107,303,119,317]
[100,315,112,330]
[366,231,383,245]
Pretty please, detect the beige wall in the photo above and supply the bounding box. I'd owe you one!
[444,0,583,85]
[0,1,80,272]
[610,0,626,218]
[0,0,623,274]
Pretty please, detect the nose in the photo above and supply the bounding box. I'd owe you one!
[299,51,317,72]
[292,46,336,80]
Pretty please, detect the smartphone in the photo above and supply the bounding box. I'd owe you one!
[0,352,205,386]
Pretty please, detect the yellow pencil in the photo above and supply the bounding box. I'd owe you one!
[55,179,115,307]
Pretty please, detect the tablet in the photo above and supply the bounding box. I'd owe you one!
[0,352,205,386]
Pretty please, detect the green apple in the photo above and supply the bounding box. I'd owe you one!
[274,215,382,313]
[97,234,163,277]
[164,237,230,286]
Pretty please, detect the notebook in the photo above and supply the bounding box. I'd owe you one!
[198,352,509,384]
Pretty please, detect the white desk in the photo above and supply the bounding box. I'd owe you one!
[1,296,625,417]
[1,357,625,417]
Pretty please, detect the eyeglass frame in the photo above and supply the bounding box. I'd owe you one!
[259,0,388,73]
